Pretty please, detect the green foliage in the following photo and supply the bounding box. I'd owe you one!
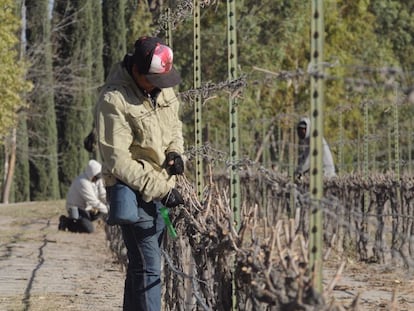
[0,0,32,139]
[237,0,310,159]
[3,0,414,202]
[25,0,60,201]
[368,1,414,71]
[170,0,412,174]
[102,0,127,77]
[13,114,30,202]
[53,1,95,195]
[125,0,154,47]
[89,0,104,162]
[322,1,399,170]
[91,1,104,88]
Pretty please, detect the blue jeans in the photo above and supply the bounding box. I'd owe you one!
[120,190,165,311]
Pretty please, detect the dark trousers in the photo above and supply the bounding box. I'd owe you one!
[66,209,98,233]
[119,191,165,311]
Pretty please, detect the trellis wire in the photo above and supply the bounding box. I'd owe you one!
[176,66,410,179]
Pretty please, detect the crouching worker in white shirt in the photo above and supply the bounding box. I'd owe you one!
[58,159,109,233]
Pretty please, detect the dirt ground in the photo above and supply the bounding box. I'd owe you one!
[0,200,124,311]
[323,258,414,310]
[1,200,414,311]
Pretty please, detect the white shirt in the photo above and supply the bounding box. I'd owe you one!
[66,172,108,214]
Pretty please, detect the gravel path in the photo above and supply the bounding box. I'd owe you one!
[0,205,125,311]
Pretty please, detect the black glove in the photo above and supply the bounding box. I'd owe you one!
[161,188,184,208]
[166,152,184,175]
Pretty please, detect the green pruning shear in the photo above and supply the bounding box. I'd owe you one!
[160,206,178,239]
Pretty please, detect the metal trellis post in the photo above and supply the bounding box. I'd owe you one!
[227,0,240,229]
[289,119,296,219]
[227,0,240,309]
[309,0,324,292]
[339,109,344,174]
[393,86,401,210]
[363,101,369,178]
[409,121,412,175]
[388,125,392,172]
[363,101,369,260]
[393,86,400,180]
[193,0,203,201]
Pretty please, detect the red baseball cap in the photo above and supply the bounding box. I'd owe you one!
[133,36,181,88]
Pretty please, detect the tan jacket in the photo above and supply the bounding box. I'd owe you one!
[95,61,184,202]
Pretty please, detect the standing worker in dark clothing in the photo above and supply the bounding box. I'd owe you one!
[295,116,336,178]
[95,36,185,311]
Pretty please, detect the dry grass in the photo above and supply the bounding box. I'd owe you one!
[0,200,65,219]
[0,200,65,243]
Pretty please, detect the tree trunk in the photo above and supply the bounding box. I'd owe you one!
[2,129,17,204]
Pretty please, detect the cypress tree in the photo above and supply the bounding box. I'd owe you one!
[88,0,104,161]
[13,116,30,202]
[25,0,60,201]
[369,2,414,71]
[125,0,154,46]
[53,1,94,195]
[91,1,104,89]
[8,0,29,203]
[102,0,127,78]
